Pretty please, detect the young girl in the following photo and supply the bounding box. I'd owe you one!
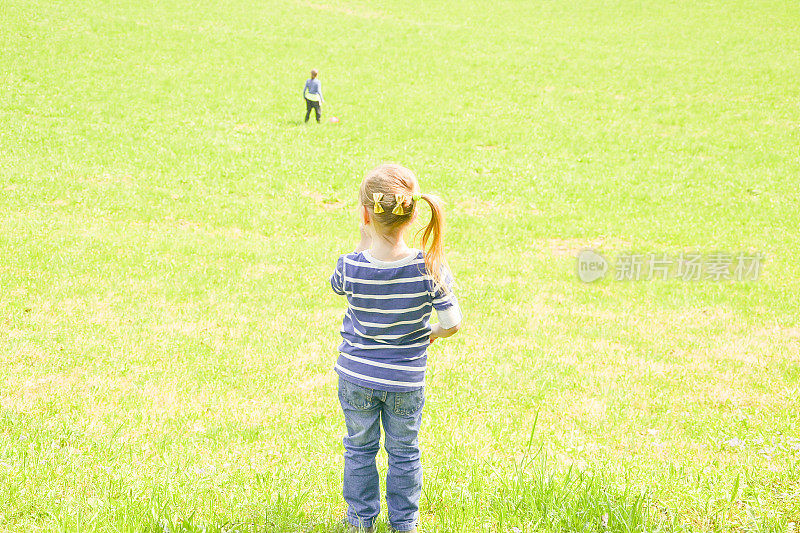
[330,164,462,533]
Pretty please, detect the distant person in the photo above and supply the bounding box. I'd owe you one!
[303,68,324,123]
[329,164,462,533]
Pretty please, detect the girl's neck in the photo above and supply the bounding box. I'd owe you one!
[369,233,413,262]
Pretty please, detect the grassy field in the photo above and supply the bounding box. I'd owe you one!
[2,0,799,531]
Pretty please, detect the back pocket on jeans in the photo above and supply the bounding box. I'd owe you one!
[339,378,374,410]
[393,387,425,416]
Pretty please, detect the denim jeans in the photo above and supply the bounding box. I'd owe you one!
[338,376,425,532]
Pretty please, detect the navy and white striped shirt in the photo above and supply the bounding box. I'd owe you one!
[330,249,461,392]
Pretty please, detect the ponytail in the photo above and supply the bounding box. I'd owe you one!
[416,193,448,292]
[358,163,448,290]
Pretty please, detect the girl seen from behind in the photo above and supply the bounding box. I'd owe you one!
[330,164,462,533]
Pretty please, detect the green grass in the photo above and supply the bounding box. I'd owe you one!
[1,0,799,531]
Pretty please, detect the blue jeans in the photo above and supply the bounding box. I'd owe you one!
[338,376,425,532]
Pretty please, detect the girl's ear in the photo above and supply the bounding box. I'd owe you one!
[359,204,370,225]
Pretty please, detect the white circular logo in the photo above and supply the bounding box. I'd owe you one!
[576,248,608,283]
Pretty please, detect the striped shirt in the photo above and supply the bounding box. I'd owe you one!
[330,249,462,392]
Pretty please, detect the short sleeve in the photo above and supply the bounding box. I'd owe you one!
[330,256,345,295]
[432,265,462,329]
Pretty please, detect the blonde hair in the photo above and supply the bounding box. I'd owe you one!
[310,69,318,78]
[359,164,448,291]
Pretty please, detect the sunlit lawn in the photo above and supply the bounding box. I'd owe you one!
[1,0,799,531]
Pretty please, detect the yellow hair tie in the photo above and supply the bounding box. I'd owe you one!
[372,192,384,213]
[392,194,407,215]
[412,193,422,202]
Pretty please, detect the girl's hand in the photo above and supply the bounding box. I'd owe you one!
[429,323,459,344]
[429,324,442,344]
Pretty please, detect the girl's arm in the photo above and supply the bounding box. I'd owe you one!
[429,267,461,343]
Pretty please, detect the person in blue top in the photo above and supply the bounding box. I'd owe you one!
[303,69,324,123]
[330,164,462,533]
